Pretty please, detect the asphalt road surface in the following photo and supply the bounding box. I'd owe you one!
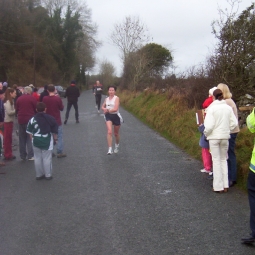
[0,90,255,255]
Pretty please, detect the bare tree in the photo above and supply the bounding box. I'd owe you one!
[111,16,149,61]
[99,59,116,88]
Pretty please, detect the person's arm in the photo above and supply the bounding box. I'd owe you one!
[59,98,64,111]
[204,109,215,137]
[102,98,108,113]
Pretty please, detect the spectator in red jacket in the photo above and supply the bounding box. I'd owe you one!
[32,87,40,102]
[43,84,66,158]
[202,87,217,109]
[16,86,37,160]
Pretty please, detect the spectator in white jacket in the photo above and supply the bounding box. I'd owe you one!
[204,89,238,193]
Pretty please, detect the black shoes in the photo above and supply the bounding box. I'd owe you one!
[229,181,237,187]
[64,119,67,124]
[76,120,79,123]
[45,176,53,180]
[241,235,255,244]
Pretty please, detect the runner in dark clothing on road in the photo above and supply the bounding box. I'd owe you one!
[64,81,80,124]
[93,80,103,113]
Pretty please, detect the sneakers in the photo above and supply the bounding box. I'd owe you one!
[45,176,53,180]
[200,168,211,173]
[107,148,113,155]
[28,157,34,161]
[57,153,67,158]
[36,175,45,180]
[114,144,119,153]
[64,119,67,124]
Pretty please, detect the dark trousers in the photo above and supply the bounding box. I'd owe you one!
[65,101,79,121]
[248,171,255,237]
[19,123,33,159]
[227,133,238,182]
[95,94,102,110]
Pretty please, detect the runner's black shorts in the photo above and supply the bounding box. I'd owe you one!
[104,113,121,126]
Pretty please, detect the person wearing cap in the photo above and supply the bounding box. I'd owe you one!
[199,87,217,175]
[64,80,80,124]
[217,83,240,188]
[39,84,49,102]
[202,87,217,109]
[29,84,34,92]
[2,82,8,93]
[16,86,37,160]
[204,89,238,193]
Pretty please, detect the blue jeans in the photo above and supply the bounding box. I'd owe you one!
[227,133,238,182]
[57,125,63,154]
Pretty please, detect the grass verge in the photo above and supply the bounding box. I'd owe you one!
[119,90,254,191]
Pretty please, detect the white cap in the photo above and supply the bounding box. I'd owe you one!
[209,87,217,96]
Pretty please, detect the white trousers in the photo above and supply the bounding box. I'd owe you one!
[209,139,229,191]
[33,146,52,178]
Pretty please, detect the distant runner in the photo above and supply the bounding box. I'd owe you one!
[93,80,103,113]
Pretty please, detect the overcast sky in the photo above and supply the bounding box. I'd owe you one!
[85,0,253,76]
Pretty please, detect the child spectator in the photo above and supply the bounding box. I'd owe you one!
[26,102,58,180]
[198,124,212,173]
[199,87,217,174]
[202,87,217,109]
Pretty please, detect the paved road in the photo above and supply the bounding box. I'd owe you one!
[0,90,255,255]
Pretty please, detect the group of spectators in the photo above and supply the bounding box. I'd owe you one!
[198,83,255,245]
[198,83,239,192]
[0,81,80,180]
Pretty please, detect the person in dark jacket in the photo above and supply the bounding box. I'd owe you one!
[92,80,103,113]
[26,102,58,180]
[64,80,80,124]
[39,84,49,102]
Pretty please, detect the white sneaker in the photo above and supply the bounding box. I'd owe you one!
[107,148,113,155]
[200,168,211,173]
[98,110,100,113]
[209,171,213,176]
[28,157,34,161]
[114,144,119,153]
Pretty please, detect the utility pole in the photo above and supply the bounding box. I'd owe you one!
[33,36,36,86]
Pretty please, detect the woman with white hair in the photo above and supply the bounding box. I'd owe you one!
[204,89,238,193]
[217,83,240,187]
